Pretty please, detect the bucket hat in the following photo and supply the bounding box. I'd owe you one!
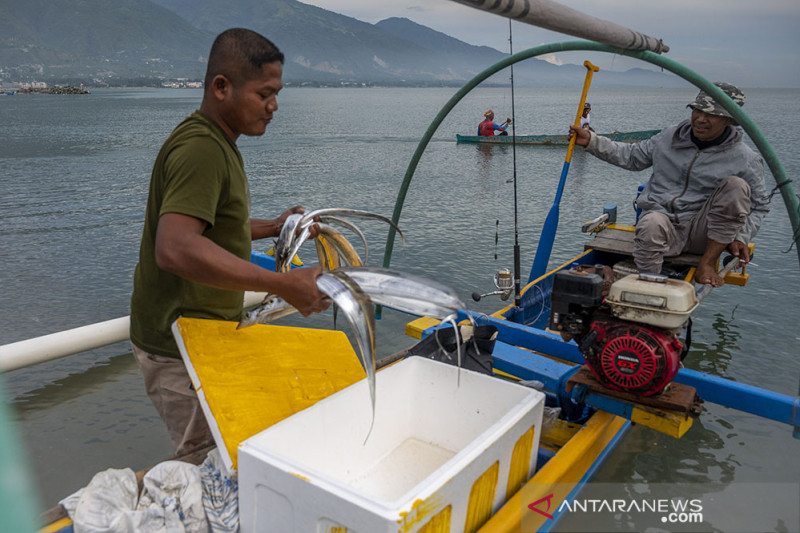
[687,82,745,119]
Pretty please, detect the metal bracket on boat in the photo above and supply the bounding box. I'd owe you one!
[581,213,609,234]
[556,365,591,422]
[582,205,617,234]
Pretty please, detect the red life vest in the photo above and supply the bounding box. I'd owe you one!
[478,119,496,136]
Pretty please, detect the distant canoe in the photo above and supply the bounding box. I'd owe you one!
[456,129,661,145]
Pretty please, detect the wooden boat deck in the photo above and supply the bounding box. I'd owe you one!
[585,224,702,266]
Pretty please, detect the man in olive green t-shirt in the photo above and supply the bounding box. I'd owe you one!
[130,29,329,455]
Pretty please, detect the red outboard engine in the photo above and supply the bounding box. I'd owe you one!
[550,266,697,397]
[580,316,684,396]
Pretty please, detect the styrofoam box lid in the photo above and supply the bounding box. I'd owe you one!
[238,356,545,514]
[172,318,367,472]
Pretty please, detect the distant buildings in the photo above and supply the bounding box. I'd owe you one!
[161,80,203,89]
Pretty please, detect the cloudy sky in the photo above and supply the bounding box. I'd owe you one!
[298,0,800,88]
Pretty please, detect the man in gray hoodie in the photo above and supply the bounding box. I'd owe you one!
[569,83,769,287]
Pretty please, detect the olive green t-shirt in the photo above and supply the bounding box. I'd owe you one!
[130,111,251,358]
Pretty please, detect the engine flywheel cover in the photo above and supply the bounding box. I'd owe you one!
[586,322,681,396]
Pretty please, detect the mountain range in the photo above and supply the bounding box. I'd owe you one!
[0,0,686,88]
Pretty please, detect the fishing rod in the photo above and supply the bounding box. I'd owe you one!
[472,21,522,305]
[509,19,522,308]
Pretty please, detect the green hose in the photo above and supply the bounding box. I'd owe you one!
[381,40,800,270]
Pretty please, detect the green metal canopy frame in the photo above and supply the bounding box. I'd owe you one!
[381,40,800,271]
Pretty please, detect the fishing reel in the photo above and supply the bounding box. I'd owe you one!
[472,268,514,302]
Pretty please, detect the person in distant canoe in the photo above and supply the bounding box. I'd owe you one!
[569,82,769,287]
[130,28,330,456]
[478,109,511,136]
[580,102,595,132]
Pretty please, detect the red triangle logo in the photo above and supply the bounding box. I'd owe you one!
[527,493,555,520]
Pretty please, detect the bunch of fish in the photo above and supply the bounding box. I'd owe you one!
[240,208,467,440]
[238,267,466,329]
[273,208,405,273]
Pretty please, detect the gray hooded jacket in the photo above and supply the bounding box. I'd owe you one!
[586,119,769,244]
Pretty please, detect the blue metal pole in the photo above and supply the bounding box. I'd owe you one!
[463,312,800,432]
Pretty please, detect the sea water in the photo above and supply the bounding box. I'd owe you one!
[1,86,798,530]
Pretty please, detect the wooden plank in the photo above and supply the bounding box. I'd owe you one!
[585,234,634,254]
[566,366,703,418]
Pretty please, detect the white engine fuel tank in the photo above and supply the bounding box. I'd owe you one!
[606,273,698,329]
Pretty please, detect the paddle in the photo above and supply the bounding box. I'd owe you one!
[528,60,599,283]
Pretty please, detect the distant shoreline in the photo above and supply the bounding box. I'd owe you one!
[20,86,90,95]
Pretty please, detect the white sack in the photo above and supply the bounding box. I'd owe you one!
[60,462,210,533]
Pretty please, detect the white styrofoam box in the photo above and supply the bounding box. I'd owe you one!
[238,356,545,533]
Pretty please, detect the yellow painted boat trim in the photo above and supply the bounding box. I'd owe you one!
[539,419,582,449]
[478,411,627,532]
[492,368,520,381]
[724,271,749,286]
[39,517,72,533]
[723,242,753,286]
[406,316,442,339]
[173,318,366,469]
[605,223,635,232]
[631,406,693,438]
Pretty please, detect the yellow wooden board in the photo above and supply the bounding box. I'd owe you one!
[172,318,366,470]
[631,406,694,438]
[405,316,442,339]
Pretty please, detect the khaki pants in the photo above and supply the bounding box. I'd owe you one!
[633,176,751,274]
[132,343,213,456]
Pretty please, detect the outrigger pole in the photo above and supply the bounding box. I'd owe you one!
[448,0,669,53]
[0,292,267,372]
